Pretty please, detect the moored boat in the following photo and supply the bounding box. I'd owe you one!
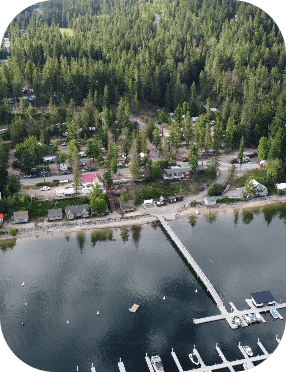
[242,346,253,357]
[189,353,200,365]
[151,355,164,372]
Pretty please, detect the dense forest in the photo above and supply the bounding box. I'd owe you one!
[0,0,286,199]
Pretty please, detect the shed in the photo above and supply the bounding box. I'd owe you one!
[251,291,276,307]
[47,208,63,221]
[65,204,90,220]
[204,196,217,206]
[166,195,177,203]
[120,200,135,213]
[12,211,29,224]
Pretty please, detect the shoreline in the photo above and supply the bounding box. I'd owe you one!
[1,196,286,242]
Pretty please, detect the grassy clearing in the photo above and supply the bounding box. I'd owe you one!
[0,238,17,251]
[59,28,74,36]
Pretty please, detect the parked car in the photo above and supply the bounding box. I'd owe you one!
[181,157,189,162]
[62,170,72,175]
[24,174,32,178]
[208,148,216,155]
[42,172,51,177]
[242,157,251,163]
[41,186,50,191]
[229,158,237,164]
[81,160,86,166]
[61,142,67,146]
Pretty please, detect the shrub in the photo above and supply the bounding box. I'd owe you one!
[208,183,224,196]
[10,228,17,236]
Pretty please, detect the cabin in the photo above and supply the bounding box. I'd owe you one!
[251,291,276,307]
[247,179,268,197]
[81,173,96,187]
[12,211,29,224]
[65,204,90,220]
[47,208,63,221]
[204,196,217,206]
[163,167,191,181]
[120,200,136,213]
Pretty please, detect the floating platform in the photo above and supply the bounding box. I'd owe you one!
[129,304,140,313]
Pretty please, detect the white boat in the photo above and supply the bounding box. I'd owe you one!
[189,353,200,365]
[231,316,241,327]
[242,314,251,324]
[255,313,263,322]
[151,355,164,372]
[243,361,252,370]
[242,346,253,357]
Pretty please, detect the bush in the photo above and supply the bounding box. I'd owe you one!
[208,183,224,196]
[10,228,17,236]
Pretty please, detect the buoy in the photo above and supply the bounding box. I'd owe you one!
[25,302,27,305]
[97,311,99,315]
[22,322,24,326]
[22,282,25,286]
[67,320,69,324]
[195,289,198,293]
[163,296,165,300]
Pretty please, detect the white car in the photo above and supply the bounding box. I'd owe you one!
[41,186,50,191]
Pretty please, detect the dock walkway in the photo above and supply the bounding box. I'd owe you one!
[157,214,227,313]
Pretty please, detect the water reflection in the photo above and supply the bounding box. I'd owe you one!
[77,231,86,251]
[120,228,129,243]
[204,211,218,223]
[131,225,142,246]
[241,209,254,224]
[91,229,113,247]
[189,215,197,227]
[262,204,280,225]
[233,209,239,224]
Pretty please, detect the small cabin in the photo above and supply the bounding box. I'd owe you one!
[47,208,63,221]
[12,211,29,224]
[204,196,217,206]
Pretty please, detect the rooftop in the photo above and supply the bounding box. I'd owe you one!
[251,291,276,304]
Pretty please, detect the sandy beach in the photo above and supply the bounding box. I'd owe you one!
[1,195,286,242]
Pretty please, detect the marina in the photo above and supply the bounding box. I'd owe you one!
[1,212,286,371]
[117,337,275,372]
[156,214,286,330]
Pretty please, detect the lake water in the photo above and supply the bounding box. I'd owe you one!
[0,204,285,372]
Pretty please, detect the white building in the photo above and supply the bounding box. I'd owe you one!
[247,179,268,196]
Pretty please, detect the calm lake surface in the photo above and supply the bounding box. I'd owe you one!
[0,204,285,372]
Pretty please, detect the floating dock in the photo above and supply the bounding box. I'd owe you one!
[129,304,140,313]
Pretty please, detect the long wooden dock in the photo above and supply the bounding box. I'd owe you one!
[157,214,227,313]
